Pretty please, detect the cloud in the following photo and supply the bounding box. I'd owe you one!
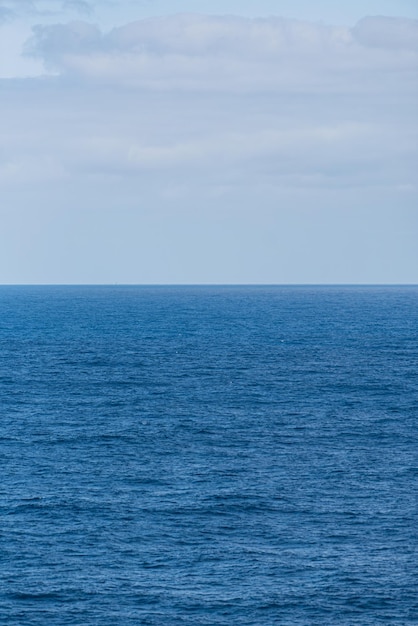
[62,0,93,16]
[1,77,415,191]
[0,2,15,24]
[24,14,418,96]
[104,13,346,57]
[352,15,418,50]
[0,13,415,193]
[26,20,101,64]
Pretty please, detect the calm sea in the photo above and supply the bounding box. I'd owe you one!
[1,286,417,625]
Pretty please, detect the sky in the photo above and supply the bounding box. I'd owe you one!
[0,0,417,284]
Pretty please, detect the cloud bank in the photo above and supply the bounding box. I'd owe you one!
[2,14,417,191]
[25,14,418,92]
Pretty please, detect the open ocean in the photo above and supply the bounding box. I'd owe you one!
[0,285,417,625]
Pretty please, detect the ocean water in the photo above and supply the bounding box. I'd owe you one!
[0,285,417,625]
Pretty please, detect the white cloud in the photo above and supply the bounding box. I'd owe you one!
[0,13,415,193]
[23,14,418,97]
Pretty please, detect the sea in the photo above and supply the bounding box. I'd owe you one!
[0,285,417,625]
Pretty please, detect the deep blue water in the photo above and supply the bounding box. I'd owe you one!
[0,285,417,625]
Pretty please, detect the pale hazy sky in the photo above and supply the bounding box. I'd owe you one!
[1,0,417,283]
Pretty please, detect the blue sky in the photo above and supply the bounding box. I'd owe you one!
[0,0,417,283]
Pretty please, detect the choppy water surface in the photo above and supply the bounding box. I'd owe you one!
[1,286,417,625]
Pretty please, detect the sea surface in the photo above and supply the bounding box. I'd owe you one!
[0,285,417,625]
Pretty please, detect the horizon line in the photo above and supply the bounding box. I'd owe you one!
[1,283,417,288]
